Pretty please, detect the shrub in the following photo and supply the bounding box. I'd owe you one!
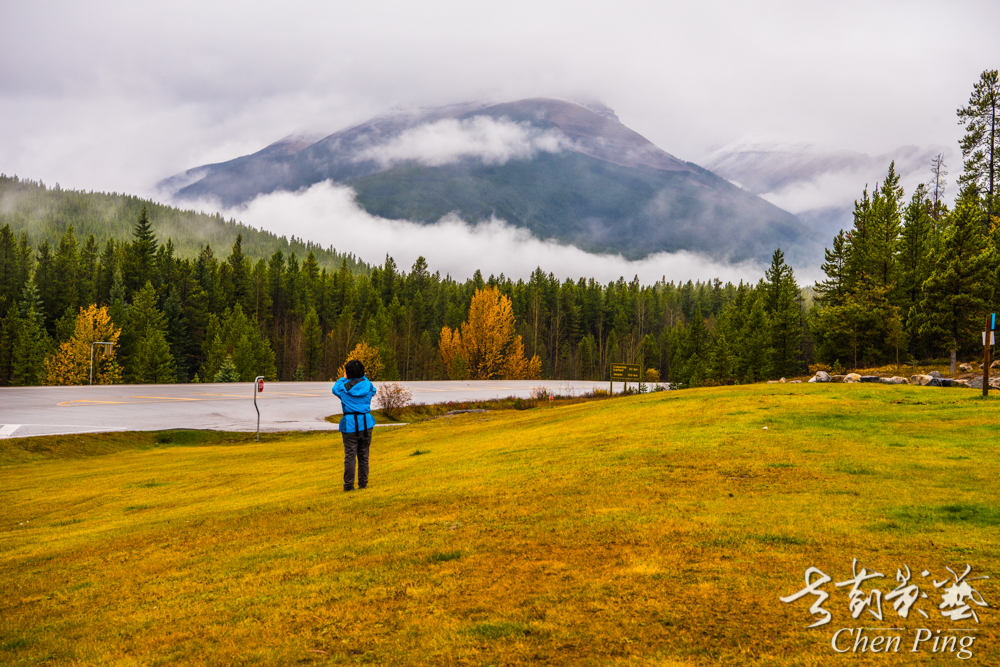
[808,363,831,374]
[530,386,549,400]
[376,381,412,419]
[644,368,660,382]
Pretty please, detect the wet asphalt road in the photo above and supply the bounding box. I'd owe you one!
[0,380,610,439]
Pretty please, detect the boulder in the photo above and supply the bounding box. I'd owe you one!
[959,363,973,372]
[844,373,862,383]
[767,380,779,384]
[929,371,943,379]
[879,376,909,384]
[780,377,787,383]
[809,371,832,383]
[969,376,1000,390]
[992,360,1000,369]
[789,380,802,383]
[912,375,941,386]
[941,378,971,388]
[858,375,881,383]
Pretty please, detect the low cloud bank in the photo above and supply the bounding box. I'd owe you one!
[353,116,571,167]
[203,181,770,286]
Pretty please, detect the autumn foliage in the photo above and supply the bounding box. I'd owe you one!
[337,340,384,380]
[440,286,541,380]
[43,304,123,385]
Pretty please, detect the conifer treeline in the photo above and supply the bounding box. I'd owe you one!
[0,206,807,385]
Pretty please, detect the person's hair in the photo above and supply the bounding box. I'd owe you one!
[345,359,365,379]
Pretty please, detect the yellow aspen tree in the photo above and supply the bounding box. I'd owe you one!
[336,340,384,380]
[501,333,543,380]
[438,325,466,379]
[460,286,541,380]
[43,304,122,385]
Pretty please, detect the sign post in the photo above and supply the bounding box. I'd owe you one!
[254,376,264,440]
[609,363,641,394]
[984,314,995,398]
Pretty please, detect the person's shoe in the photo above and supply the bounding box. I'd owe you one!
[344,487,354,492]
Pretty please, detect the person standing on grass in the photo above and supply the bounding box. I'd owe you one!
[332,360,377,491]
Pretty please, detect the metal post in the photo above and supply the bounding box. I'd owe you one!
[90,342,114,385]
[985,314,994,398]
[253,376,264,440]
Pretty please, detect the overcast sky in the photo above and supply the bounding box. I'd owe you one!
[2,0,998,280]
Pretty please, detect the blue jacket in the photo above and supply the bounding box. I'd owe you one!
[332,376,377,432]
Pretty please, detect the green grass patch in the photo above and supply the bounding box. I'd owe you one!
[893,503,1000,527]
[3,383,1000,664]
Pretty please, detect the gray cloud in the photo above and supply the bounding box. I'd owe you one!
[3,0,999,198]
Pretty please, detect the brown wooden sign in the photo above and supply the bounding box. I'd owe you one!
[610,363,641,382]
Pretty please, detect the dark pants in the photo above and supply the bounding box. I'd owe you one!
[342,429,372,490]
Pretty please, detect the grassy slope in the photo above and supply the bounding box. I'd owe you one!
[2,384,999,665]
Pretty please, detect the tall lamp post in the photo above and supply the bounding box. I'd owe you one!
[90,342,114,385]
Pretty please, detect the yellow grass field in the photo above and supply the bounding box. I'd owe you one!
[2,384,999,665]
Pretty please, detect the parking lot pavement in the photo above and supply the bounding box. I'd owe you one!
[1,380,610,439]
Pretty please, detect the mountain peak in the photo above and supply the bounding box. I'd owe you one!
[160,99,824,266]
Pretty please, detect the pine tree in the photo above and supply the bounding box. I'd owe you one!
[0,305,17,385]
[11,277,49,386]
[162,290,189,382]
[0,224,22,313]
[917,198,991,369]
[815,231,849,306]
[126,282,176,384]
[738,293,771,382]
[34,241,57,333]
[679,306,708,385]
[128,206,159,295]
[899,186,934,356]
[302,307,323,380]
[225,234,251,311]
[53,225,81,318]
[763,249,803,377]
[957,69,1000,227]
[79,234,99,308]
[868,163,904,291]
